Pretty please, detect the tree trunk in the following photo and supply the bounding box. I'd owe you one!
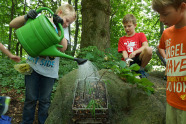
[81,0,110,51]
[66,0,72,52]
[18,0,28,57]
[72,0,79,56]
[8,0,15,51]
[16,42,19,56]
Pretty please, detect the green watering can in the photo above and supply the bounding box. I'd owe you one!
[16,7,87,65]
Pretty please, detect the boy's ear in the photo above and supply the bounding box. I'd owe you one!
[57,10,63,16]
[135,24,137,28]
[180,2,186,11]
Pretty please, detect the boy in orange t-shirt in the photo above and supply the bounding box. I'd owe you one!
[152,0,186,124]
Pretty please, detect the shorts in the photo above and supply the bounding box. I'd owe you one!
[129,55,141,66]
[166,103,186,124]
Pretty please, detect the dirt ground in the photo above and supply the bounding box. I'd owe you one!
[0,71,166,124]
[1,87,24,124]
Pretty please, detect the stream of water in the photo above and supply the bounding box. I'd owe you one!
[78,60,100,80]
[77,60,100,98]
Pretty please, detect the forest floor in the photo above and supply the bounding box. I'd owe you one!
[1,87,39,124]
[1,71,166,124]
[1,87,24,124]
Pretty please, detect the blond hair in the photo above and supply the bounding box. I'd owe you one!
[122,14,136,25]
[55,4,76,20]
[152,0,186,12]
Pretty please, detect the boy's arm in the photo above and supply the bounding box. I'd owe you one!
[0,43,20,62]
[59,38,67,52]
[122,51,133,66]
[158,37,166,59]
[129,41,148,58]
[9,16,26,29]
[58,30,67,52]
[9,10,38,29]
[158,47,166,58]
[122,51,129,60]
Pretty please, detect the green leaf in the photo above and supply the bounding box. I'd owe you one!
[119,61,127,68]
[129,64,140,71]
[86,53,94,60]
[141,78,154,86]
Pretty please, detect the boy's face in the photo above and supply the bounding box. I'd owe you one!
[61,15,75,28]
[57,10,75,28]
[159,5,184,27]
[123,21,137,37]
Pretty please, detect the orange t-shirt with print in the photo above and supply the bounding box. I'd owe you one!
[159,26,186,111]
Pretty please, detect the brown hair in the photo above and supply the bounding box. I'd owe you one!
[122,14,136,25]
[55,4,77,20]
[152,0,186,12]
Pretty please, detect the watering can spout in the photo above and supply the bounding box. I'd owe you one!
[39,44,87,65]
[74,58,87,65]
[39,44,74,59]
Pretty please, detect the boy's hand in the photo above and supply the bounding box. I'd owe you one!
[10,55,21,62]
[125,58,133,66]
[129,52,136,58]
[24,10,38,21]
[53,14,63,29]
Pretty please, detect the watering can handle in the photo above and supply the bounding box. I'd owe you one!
[35,7,64,41]
[36,7,54,15]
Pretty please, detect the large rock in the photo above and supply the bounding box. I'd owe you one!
[45,69,166,124]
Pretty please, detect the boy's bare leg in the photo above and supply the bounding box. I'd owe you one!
[139,46,152,68]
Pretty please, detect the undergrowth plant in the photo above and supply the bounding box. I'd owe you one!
[76,46,122,70]
[110,61,154,95]
[0,58,25,93]
[58,59,78,78]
